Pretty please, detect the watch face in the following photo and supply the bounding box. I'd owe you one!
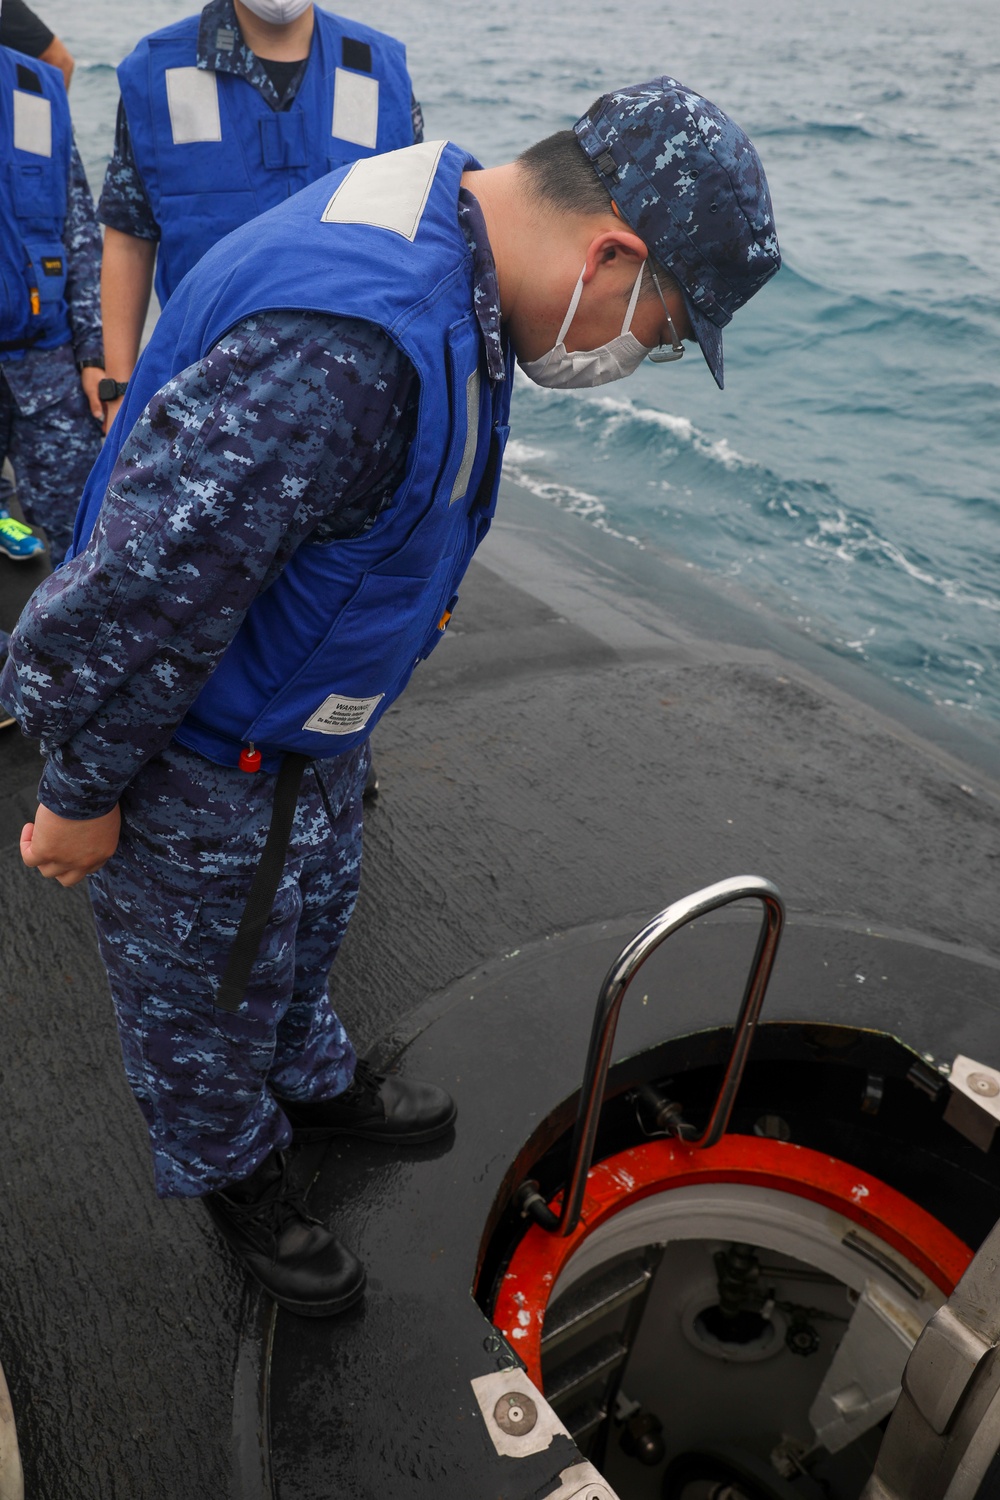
[97,378,117,402]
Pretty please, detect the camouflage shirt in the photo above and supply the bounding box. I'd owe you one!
[98,0,425,242]
[1,187,504,820]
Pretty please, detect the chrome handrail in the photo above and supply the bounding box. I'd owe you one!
[519,876,785,1237]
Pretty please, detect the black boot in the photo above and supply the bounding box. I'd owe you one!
[280,1059,456,1145]
[203,1150,365,1317]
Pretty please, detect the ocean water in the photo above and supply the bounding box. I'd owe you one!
[42,0,1000,734]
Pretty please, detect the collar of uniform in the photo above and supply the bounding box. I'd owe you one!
[457,187,506,383]
[196,0,299,112]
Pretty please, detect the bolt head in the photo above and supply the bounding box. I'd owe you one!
[493,1391,537,1436]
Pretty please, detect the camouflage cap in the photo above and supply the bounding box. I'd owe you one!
[573,77,780,389]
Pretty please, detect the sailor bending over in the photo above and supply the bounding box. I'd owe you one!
[2,78,780,1316]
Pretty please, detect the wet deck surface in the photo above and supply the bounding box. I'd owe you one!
[1,479,998,1498]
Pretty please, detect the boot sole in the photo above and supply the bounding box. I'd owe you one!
[249,1266,367,1318]
[291,1104,457,1147]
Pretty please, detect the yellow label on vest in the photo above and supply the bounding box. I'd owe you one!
[303,692,385,735]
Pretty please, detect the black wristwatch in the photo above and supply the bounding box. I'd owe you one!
[97,377,129,402]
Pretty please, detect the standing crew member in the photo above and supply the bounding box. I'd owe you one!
[0,24,103,590]
[1,79,781,1317]
[0,0,76,569]
[98,0,422,431]
[0,0,75,89]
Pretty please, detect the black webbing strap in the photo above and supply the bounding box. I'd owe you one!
[0,333,41,354]
[216,752,310,1013]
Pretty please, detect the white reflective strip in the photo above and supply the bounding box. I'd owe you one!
[13,91,51,157]
[165,67,221,145]
[303,692,384,736]
[331,68,379,150]
[450,367,481,503]
[321,140,447,241]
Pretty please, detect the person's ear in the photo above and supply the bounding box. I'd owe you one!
[581,229,648,284]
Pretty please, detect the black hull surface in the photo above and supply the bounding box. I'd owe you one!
[1,478,998,1497]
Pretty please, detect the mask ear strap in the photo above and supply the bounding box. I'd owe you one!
[556,265,588,346]
[619,260,647,336]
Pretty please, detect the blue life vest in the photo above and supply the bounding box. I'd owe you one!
[119,6,416,306]
[0,46,73,359]
[72,142,512,769]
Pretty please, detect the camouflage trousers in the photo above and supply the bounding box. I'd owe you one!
[0,345,103,559]
[88,739,368,1198]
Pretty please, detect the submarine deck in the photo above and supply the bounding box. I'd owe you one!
[1,479,998,1498]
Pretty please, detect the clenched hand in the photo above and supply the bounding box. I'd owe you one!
[21,803,121,887]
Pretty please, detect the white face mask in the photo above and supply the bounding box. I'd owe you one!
[518,262,652,389]
[238,0,312,23]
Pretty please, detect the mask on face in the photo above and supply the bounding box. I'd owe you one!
[518,262,653,389]
[238,0,312,23]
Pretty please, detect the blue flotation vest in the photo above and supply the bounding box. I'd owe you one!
[72,142,512,769]
[0,46,73,359]
[118,7,416,306]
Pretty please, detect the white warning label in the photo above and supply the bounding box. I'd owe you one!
[303,692,384,736]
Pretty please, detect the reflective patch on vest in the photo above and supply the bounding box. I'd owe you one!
[303,692,384,736]
[331,67,379,150]
[13,91,52,157]
[450,367,481,503]
[321,140,447,241]
[165,67,222,145]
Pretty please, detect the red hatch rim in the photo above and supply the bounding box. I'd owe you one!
[491,1134,973,1385]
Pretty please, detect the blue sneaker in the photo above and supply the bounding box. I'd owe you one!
[0,515,45,561]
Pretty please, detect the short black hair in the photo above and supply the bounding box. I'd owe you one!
[518,129,613,217]
[518,128,679,301]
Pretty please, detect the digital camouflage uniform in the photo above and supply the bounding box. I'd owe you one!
[89,739,369,1198]
[0,141,103,646]
[97,0,424,246]
[0,197,504,1197]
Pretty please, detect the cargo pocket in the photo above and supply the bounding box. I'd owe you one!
[24,235,67,313]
